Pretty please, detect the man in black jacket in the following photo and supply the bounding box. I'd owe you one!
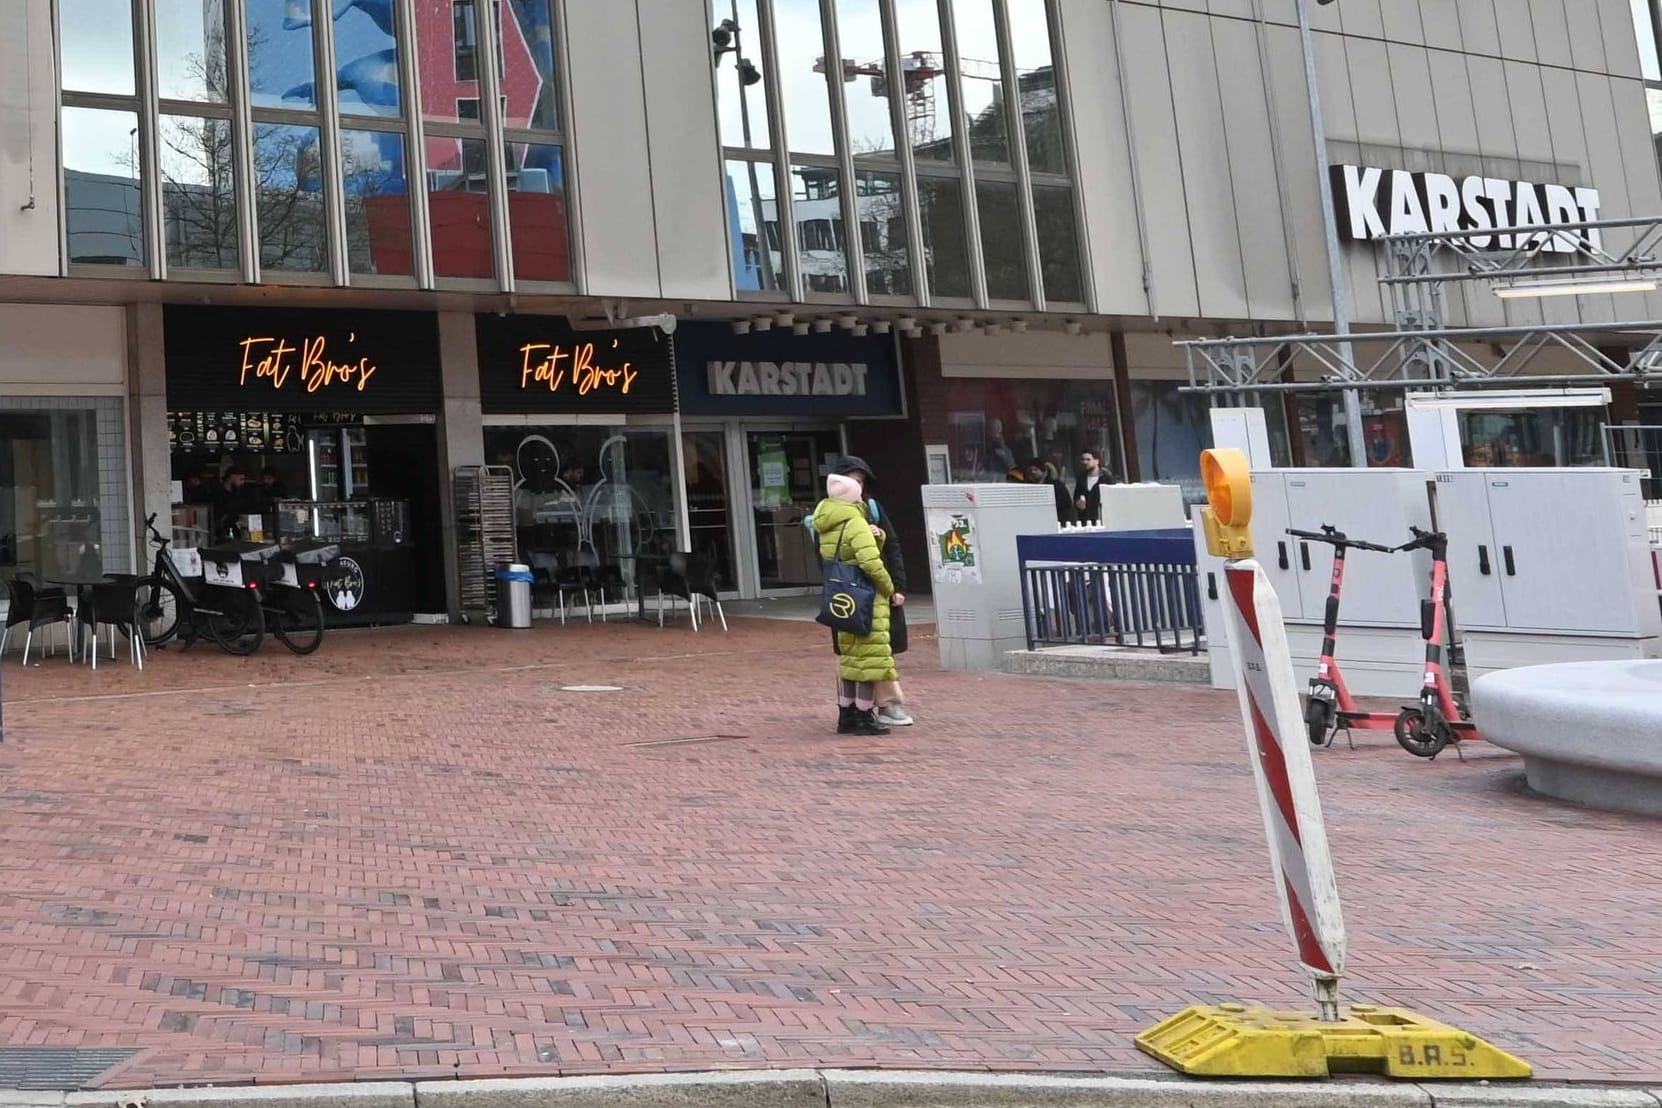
[1027,459,1075,525]
[1073,448,1112,525]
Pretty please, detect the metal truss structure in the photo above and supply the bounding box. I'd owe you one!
[1183,215,1662,396]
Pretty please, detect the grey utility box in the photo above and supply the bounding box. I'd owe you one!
[923,482,1057,671]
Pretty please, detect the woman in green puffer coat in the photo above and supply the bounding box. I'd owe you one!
[814,468,899,736]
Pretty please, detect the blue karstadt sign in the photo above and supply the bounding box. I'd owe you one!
[673,322,904,418]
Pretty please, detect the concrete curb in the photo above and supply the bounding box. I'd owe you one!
[16,1071,1662,1108]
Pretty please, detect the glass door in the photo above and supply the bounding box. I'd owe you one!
[746,430,842,590]
[682,430,739,593]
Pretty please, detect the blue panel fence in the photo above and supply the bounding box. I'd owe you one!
[1016,529,1205,654]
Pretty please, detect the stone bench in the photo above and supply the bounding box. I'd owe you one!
[1473,659,1662,817]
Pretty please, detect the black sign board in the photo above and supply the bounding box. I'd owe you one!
[475,314,677,415]
[164,306,442,414]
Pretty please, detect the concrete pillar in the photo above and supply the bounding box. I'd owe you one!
[437,311,485,619]
[127,304,171,574]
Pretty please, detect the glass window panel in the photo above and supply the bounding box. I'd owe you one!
[1649,88,1662,172]
[0,401,130,582]
[943,379,1121,495]
[792,164,848,293]
[725,158,784,292]
[1132,380,1213,499]
[714,0,772,149]
[60,0,135,96]
[62,107,145,267]
[976,179,1026,300]
[1006,0,1065,175]
[856,170,911,295]
[1033,184,1081,302]
[508,142,571,282]
[159,114,239,269]
[427,0,506,126]
[774,0,836,157]
[1634,0,1662,81]
[157,0,230,102]
[342,129,412,276]
[836,0,897,159]
[917,174,969,297]
[951,0,1008,165]
[248,0,318,110]
[328,0,402,118]
[503,0,560,130]
[254,122,328,272]
[894,0,953,162]
[427,136,495,278]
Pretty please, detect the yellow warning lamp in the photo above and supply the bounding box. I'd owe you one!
[1199,448,1254,559]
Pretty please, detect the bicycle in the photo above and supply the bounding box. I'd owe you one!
[261,546,333,655]
[134,514,267,655]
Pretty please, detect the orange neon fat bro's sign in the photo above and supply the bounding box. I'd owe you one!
[239,334,379,394]
[518,338,639,397]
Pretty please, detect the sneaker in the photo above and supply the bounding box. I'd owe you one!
[877,706,914,726]
[852,709,891,736]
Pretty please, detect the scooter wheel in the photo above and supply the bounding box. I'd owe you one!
[1394,708,1449,759]
[1305,697,1334,747]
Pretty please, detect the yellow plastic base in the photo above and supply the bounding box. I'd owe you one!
[1136,1003,1533,1080]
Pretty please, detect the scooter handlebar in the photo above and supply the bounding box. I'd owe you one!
[1285,526,1394,553]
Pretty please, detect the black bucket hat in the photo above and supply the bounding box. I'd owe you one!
[834,455,875,480]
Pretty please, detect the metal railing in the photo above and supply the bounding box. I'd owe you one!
[1016,530,1204,655]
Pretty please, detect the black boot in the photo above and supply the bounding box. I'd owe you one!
[852,708,891,736]
[837,704,859,734]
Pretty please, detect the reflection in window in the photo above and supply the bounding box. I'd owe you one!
[248,0,318,110]
[1459,409,1602,467]
[944,378,1121,490]
[428,136,495,278]
[856,171,912,296]
[342,129,412,276]
[485,426,679,602]
[508,142,571,282]
[1006,0,1065,175]
[1033,184,1082,302]
[329,0,402,118]
[59,0,135,96]
[977,179,1026,300]
[726,159,784,292]
[836,0,897,159]
[502,0,560,130]
[0,399,130,582]
[714,0,772,150]
[63,107,145,267]
[1634,0,1662,81]
[254,122,328,273]
[156,0,229,102]
[918,175,970,298]
[1295,393,1352,468]
[894,0,954,162]
[793,165,849,294]
[951,0,1008,165]
[160,115,239,269]
[1131,381,1212,499]
[774,0,837,157]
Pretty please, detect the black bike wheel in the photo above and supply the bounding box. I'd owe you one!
[1305,697,1334,747]
[272,589,326,655]
[136,576,185,646]
[1394,708,1448,759]
[206,588,265,656]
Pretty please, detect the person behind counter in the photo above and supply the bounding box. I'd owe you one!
[213,466,259,538]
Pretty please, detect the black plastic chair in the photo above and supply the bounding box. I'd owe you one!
[2,578,77,664]
[83,579,146,671]
[651,553,726,632]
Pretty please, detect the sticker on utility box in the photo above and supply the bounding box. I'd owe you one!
[926,509,981,585]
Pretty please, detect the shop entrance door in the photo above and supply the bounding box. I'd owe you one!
[746,430,842,591]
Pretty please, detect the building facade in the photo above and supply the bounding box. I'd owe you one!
[0,0,1659,609]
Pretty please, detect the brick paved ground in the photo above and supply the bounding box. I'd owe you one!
[0,616,1659,1089]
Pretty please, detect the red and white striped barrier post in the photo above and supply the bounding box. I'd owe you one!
[1201,449,1347,1020]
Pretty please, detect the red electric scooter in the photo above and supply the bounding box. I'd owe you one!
[1287,525,1402,748]
[1392,525,1483,759]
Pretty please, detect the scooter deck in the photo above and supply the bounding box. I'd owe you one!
[1335,710,1397,731]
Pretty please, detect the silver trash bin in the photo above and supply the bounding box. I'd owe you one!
[496,563,533,628]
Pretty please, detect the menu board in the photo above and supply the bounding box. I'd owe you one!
[167,412,341,454]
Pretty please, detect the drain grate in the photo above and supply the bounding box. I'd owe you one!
[0,1048,140,1090]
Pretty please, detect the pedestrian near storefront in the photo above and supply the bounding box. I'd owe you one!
[1073,448,1113,525]
[812,461,900,737]
[1027,458,1076,526]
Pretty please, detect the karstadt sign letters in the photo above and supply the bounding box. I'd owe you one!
[707,360,870,398]
[1331,164,1602,251]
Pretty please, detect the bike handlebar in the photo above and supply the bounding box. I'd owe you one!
[1285,526,1394,553]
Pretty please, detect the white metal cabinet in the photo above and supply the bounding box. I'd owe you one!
[1436,468,1661,637]
[1433,471,1510,631]
[1281,468,1432,627]
[1246,471,1303,620]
